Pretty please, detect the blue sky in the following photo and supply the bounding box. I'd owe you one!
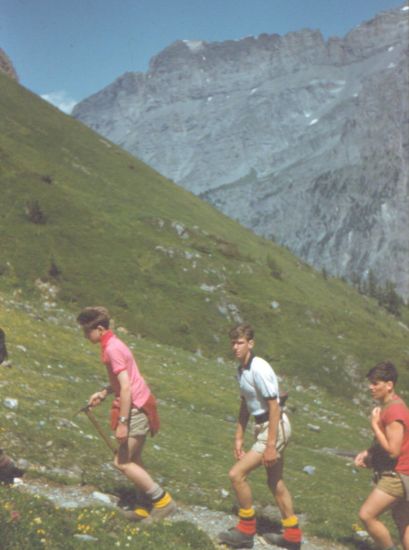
[1,0,406,112]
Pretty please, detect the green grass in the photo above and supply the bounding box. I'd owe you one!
[1,292,407,547]
[0,486,215,549]
[1,71,408,400]
[0,71,408,547]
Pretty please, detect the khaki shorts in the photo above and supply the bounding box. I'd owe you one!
[376,473,406,500]
[252,412,291,455]
[128,408,149,437]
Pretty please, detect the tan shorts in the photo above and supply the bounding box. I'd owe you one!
[376,473,406,500]
[128,408,149,437]
[252,413,291,455]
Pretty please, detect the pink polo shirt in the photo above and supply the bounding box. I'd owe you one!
[101,331,150,409]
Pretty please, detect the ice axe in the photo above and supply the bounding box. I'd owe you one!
[75,404,117,455]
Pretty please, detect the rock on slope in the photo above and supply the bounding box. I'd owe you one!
[0,48,18,81]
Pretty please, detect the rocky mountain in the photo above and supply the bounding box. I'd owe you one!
[72,5,409,299]
[0,48,18,81]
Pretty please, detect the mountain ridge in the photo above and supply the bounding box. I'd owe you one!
[0,48,18,81]
[73,4,409,299]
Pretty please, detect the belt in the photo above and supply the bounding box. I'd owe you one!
[254,412,269,424]
[373,470,398,483]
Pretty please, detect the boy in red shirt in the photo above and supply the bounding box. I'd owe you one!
[77,307,176,522]
[355,361,409,550]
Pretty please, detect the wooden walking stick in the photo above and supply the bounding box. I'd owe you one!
[75,404,117,454]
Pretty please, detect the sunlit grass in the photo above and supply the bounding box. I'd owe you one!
[1,292,406,547]
[0,487,216,549]
[0,71,408,548]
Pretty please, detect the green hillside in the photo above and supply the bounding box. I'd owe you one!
[1,71,408,396]
[0,290,406,548]
[1,71,409,548]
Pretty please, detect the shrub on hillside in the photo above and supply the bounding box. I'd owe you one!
[41,174,53,184]
[24,200,46,225]
[48,258,61,279]
[267,255,283,280]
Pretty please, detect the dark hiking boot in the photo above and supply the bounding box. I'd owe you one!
[120,507,150,522]
[218,527,254,548]
[0,328,9,365]
[263,532,301,550]
[0,451,24,483]
[0,464,25,483]
[142,498,177,523]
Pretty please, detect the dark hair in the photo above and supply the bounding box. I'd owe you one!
[366,361,398,385]
[229,323,254,341]
[77,307,110,331]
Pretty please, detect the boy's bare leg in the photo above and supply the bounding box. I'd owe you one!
[218,451,262,547]
[266,457,294,519]
[128,435,146,467]
[229,450,263,508]
[114,435,155,493]
[262,455,302,549]
[359,488,397,549]
[116,435,177,522]
[392,501,409,550]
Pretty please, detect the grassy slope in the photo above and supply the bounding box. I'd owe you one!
[0,291,406,547]
[0,72,408,398]
[1,71,409,546]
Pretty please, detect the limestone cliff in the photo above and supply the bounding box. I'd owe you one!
[73,5,409,299]
[0,49,18,81]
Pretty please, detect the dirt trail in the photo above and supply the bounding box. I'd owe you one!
[15,477,353,549]
[173,504,351,549]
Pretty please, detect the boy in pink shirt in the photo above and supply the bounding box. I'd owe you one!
[77,306,176,522]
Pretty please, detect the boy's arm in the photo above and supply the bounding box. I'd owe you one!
[354,449,370,468]
[234,397,249,460]
[371,407,404,459]
[262,398,280,467]
[115,370,132,444]
[117,370,131,417]
[88,385,113,408]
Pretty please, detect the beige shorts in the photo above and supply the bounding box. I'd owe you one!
[252,412,291,455]
[128,408,149,437]
[376,473,406,500]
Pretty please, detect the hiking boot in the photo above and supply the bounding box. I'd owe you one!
[142,498,177,523]
[0,465,24,483]
[263,532,301,550]
[218,527,254,548]
[120,507,150,522]
[0,451,24,483]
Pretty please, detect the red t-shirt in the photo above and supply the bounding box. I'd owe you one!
[380,396,409,474]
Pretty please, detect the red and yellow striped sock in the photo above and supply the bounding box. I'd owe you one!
[236,507,256,536]
[282,515,302,543]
